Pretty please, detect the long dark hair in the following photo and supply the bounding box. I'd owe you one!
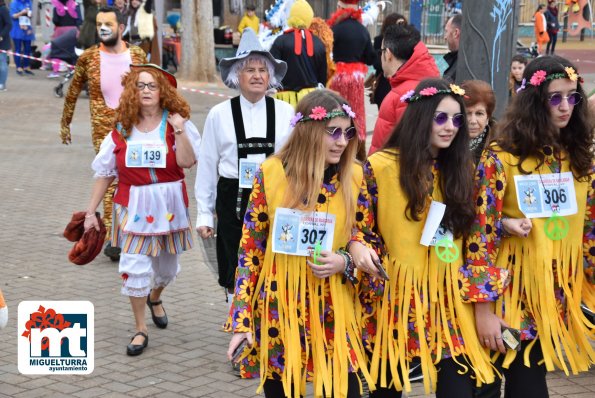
[383,78,475,237]
[496,55,593,179]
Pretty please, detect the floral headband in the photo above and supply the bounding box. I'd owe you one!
[400,84,466,103]
[516,66,582,93]
[289,104,356,128]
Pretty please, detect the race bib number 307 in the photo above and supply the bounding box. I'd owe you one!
[514,172,577,218]
[272,208,335,256]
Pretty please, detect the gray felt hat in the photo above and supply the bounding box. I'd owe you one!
[219,28,287,88]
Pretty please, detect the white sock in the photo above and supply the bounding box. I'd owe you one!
[0,307,7,329]
[228,293,234,309]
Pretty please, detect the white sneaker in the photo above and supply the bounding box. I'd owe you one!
[47,72,60,79]
[0,85,6,92]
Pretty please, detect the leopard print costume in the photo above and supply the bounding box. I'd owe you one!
[60,43,147,236]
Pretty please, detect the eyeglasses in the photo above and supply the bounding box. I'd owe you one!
[325,126,357,141]
[136,82,159,91]
[433,112,464,128]
[547,92,582,106]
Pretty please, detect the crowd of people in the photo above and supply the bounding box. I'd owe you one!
[1,0,589,397]
[0,0,159,91]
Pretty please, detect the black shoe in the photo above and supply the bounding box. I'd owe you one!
[103,243,121,262]
[409,362,423,383]
[126,331,148,356]
[147,292,168,329]
[24,69,35,75]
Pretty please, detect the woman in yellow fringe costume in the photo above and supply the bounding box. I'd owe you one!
[348,78,496,397]
[462,55,594,397]
[226,89,376,398]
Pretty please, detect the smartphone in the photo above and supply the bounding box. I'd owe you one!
[501,326,521,351]
[372,256,389,280]
[231,339,249,363]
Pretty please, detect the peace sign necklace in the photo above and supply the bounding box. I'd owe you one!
[537,155,569,241]
[427,162,460,262]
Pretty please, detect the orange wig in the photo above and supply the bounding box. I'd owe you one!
[115,67,190,137]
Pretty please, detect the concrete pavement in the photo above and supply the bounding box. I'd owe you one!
[0,51,594,397]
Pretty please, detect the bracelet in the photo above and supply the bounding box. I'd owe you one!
[337,248,358,285]
[174,128,184,135]
[84,213,95,219]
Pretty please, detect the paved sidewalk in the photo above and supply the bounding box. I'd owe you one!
[0,63,593,397]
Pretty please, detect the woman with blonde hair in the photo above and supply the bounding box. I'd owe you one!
[82,64,200,356]
[226,89,376,397]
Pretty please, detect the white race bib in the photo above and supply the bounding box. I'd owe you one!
[272,208,335,256]
[238,157,263,188]
[514,172,577,218]
[421,201,447,246]
[125,141,166,168]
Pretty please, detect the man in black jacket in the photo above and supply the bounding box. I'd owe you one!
[0,0,12,91]
[443,13,461,83]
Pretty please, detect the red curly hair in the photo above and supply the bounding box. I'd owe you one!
[115,67,190,138]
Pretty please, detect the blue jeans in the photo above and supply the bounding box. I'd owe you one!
[0,52,7,86]
[12,39,31,69]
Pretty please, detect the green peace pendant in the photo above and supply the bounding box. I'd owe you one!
[434,237,460,263]
[544,213,569,241]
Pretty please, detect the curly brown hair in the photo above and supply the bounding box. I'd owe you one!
[115,67,190,137]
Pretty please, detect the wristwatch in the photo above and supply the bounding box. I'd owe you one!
[174,127,183,135]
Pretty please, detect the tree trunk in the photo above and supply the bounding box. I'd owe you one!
[180,0,217,82]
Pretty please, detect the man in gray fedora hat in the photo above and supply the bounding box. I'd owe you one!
[195,28,294,307]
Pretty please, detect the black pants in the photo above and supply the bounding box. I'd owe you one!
[263,373,361,398]
[215,178,244,290]
[370,357,476,398]
[470,340,548,398]
[546,33,558,54]
[502,340,548,398]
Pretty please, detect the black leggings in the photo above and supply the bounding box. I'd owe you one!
[464,340,548,398]
[263,372,361,398]
[502,340,548,398]
[370,357,476,398]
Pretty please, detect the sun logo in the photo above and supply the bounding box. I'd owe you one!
[523,188,536,205]
[244,167,253,181]
[280,224,293,242]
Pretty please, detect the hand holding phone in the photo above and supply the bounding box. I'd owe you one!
[372,256,389,280]
[231,338,249,363]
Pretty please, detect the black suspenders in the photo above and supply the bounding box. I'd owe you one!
[230,96,276,219]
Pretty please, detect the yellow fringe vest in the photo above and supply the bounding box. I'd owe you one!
[253,157,373,397]
[368,151,495,394]
[494,150,594,374]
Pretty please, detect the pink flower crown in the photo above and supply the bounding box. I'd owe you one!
[290,104,356,128]
[400,84,466,103]
[516,66,582,93]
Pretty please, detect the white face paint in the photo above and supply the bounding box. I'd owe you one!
[98,25,114,40]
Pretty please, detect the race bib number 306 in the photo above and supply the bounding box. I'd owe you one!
[514,172,577,218]
[272,208,335,256]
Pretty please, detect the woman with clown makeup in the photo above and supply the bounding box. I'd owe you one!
[348,78,496,397]
[226,89,376,398]
[462,55,595,396]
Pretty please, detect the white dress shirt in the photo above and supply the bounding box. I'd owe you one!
[195,95,294,228]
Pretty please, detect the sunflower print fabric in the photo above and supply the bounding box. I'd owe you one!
[227,167,352,380]
[461,147,595,340]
